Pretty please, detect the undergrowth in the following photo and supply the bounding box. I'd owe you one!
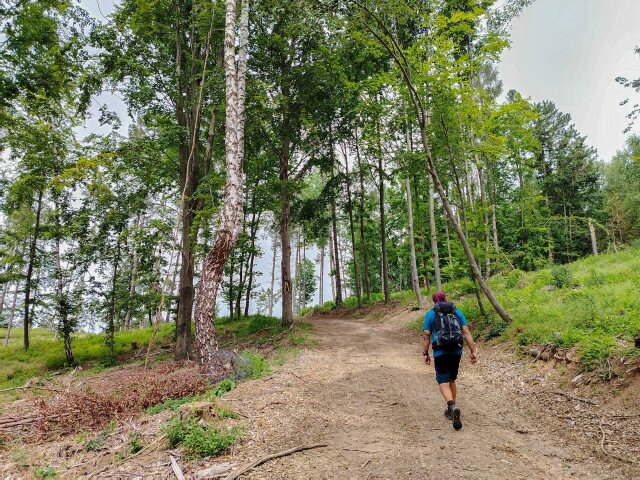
[163,416,242,458]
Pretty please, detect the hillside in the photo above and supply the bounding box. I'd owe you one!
[455,247,640,373]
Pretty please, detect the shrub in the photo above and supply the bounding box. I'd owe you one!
[551,265,573,288]
[505,269,524,289]
[211,378,236,397]
[486,319,508,340]
[128,432,144,454]
[238,351,270,379]
[164,417,242,458]
[182,424,242,458]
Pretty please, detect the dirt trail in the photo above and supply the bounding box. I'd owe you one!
[223,314,630,479]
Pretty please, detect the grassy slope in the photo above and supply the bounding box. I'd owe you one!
[456,248,640,369]
[0,315,315,390]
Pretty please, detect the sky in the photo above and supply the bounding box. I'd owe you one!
[498,0,640,161]
[78,0,640,313]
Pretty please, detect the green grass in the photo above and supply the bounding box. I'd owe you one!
[0,323,176,390]
[0,312,316,393]
[455,248,640,370]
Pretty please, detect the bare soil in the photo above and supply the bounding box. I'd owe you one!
[1,305,638,479]
[216,307,638,479]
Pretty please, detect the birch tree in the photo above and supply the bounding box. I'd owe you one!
[193,0,250,367]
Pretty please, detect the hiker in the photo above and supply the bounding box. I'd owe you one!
[422,291,478,430]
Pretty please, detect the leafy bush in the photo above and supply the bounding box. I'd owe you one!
[238,351,270,379]
[163,417,242,458]
[211,378,236,397]
[486,319,508,339]
[128,432,144,454]
[551,265,573,288]
[183,424,242,458]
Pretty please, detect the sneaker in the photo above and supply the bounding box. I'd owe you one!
[451,405,462,430]
[444,408,452,420]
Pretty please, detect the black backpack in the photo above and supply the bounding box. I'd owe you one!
[432,302,464,350]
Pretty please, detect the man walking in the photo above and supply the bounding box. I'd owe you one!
[423,291,478,430]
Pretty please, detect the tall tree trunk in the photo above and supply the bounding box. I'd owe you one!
[279,68,293,327]
[331,197,343,306]
[588,219,598,256]
[106,238,122,354]
[405,179,424,308]
[229,254,235,319]
[377,124,390,303]
[355,131,371,302]
[124,214,143,329]
[0,282,7,325]
[23,186,44,350]
[243,211,261,317]
[293,227,301,314]
[343,152,362,307]
[428,181,442,291]
[319,244,324,306]
[193,0,249,366]
[478,166,491,279]
[328,230,336,302]
[4,283,19,347]
[268,229,277,317]
[55,211,75,366]
[491,204,500,261]
[165,257,180,324]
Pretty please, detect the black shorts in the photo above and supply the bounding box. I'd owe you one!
[433,353,461,384]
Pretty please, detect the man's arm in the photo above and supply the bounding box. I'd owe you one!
[461,325,478,364]
[422,330,432,364]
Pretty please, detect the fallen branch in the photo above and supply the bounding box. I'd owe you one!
[170,455,186,480]
[225,443,328,480]
[0,385,61,395]
[548,390,597,405]
[598,417,637,465]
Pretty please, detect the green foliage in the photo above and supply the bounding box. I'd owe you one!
[146,394,200,415]
[237,351,271,380]
[211,379,236,397]
[0,323,175,390]
[551,265,573,288]
[163,417,242,458]
[128,432,144,454]
[505,269,524,289]
[454,248,640,371]
[34,467,57,478]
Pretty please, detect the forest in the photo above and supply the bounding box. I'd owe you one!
[2,0,640,477]
[2,0,639,368]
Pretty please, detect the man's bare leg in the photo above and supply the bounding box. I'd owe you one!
[438,383,454,402]
[449,381,457,402]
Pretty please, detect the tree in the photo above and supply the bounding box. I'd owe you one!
[193,0,249,367]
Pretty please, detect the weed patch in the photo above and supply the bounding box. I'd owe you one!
[163,416,241,458]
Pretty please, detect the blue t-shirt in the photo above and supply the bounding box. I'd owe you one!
[423,308,468,357]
